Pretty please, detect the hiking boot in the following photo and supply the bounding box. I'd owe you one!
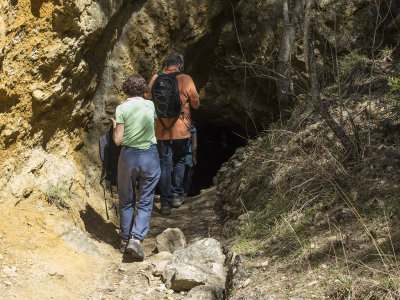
[171,193,183,208]
[161,202,171,215]
[120,238,128,254]
[126,238,144,261]
[180,194,186,205]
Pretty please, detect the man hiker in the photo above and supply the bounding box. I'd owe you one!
[111,74,160,260]
[149,53,200,215]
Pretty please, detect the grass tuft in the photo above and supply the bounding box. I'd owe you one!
[46,181,71,210]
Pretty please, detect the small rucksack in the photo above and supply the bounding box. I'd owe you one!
[151,72,188,129]
[99,125,121,219]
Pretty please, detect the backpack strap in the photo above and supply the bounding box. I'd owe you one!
[159,99,189,131]
[99,132,110,220]
[99,132,109,186]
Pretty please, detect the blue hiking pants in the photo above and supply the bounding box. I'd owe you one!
[118,145,160,241]
[157,139,189,204]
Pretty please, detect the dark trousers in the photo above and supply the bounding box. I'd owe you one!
[183,165,193,194]
[157,139,189,204]
[118,145,160,241]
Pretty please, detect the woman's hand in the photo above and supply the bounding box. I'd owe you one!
[109,118,124,146]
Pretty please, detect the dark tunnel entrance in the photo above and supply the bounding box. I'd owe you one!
[187,124,247,196]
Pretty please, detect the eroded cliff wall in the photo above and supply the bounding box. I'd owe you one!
[0,0,280,201]
[0,0,385,202]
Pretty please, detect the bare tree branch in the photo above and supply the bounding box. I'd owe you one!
[277,0,305,120]
[303,0,355,154]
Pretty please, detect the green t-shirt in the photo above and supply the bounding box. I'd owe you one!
[115,97,157,149]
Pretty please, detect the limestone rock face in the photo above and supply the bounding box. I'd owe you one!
[314,0,372,51]
[0,0,124,151]
[162,238,226,291]
[155,228,186,254]
[1,148,76,199]
[0,0,125,201]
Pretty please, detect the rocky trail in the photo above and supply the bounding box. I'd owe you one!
[0,188,224,300]
[91,188,224,300]
[2,1,400,299]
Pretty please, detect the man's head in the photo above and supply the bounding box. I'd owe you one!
[165,53,184,71]
[122,74,150,97]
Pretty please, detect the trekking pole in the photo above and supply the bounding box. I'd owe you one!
[110,185,118,218]
[113,189,118,218]
[102,184,110,220]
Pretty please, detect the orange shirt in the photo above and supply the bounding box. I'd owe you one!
[149,68,199,140]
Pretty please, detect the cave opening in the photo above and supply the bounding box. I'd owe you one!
[187,123,247,196]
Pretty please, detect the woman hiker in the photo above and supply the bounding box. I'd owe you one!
[110,74,160,261]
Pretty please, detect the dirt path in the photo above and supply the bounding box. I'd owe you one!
[0,188,223,299]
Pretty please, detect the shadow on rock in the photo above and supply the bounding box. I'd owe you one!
[80,204,120,249]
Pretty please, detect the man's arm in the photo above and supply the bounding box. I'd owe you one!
[192,97,200,109]
[148,74,158,92]
[189,81,200,109]
[191,131,197,153]
[184,76,200,109]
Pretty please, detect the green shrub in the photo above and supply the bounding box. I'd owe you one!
[46,181,71,209]
[377,46,393,62]
[339,52,371,83]
[387,76,400,115]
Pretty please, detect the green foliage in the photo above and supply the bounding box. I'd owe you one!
[339,52,371,83]
[387,76,400,115]
[46,181,71,209]
[378,46,393,62]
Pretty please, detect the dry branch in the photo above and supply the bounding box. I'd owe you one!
[303,0,355,155]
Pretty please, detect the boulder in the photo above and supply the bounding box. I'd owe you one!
[61,225,99,255]
[186,285,225,300]
[155,228,186,253]
[148,251,173,277]
[163,238,226,291]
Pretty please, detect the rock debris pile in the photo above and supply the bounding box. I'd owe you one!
[152,229,226,299]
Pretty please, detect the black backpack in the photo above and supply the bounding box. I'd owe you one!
[151,72,188,129]
[99,125,121,219]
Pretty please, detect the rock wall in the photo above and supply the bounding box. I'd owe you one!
[0,0,126,199]
[91,0,284,135]
[0,0,390,201]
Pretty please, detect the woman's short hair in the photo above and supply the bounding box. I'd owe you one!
[122,74,150,97]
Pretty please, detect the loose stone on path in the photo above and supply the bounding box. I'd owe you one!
[186,285,225,300]
[155,228,186,253]
[163,238,226,291]
[149,251,173,277]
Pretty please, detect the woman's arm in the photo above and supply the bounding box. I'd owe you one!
[110,118,124,146]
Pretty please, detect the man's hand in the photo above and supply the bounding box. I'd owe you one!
[192,151,197,166]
